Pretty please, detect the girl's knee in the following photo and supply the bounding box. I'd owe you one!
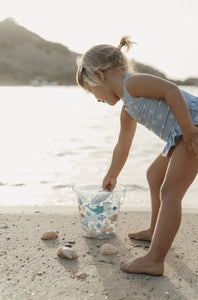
[160,183,183,203]
[160,184,170,201]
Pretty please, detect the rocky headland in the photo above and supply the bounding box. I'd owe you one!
[0,18,198,86]
[0,18,78,85]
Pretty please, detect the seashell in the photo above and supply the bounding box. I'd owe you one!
[101,243,119,255]
[57,247,77,260]
[41,230,58,240]
[75,272,87,279]
[87,231,97,239]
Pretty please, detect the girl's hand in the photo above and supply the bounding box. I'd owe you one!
[102,176,117,192]
[183,126,198,158]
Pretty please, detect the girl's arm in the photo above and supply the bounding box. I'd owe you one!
[102,107,137,191]
[125,73,198,157]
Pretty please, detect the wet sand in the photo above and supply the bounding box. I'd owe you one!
[0,206,197,300]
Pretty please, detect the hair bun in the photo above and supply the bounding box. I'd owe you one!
[118,36,136,52]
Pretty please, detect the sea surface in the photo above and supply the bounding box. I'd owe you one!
[0,85,198,208]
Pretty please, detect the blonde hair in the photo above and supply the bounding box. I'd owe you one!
[76,36,135,88]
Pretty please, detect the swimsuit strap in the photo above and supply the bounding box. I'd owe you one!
[124,73,132,85]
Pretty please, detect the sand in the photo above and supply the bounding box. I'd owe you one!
[0,206,197,300]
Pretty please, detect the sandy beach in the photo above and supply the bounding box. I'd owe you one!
[0,206,197,300]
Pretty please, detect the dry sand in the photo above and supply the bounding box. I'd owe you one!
[0,206,197,300]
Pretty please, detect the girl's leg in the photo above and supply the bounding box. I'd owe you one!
[121,138,198,275]
[128,152,171,241]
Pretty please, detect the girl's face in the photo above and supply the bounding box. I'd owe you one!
[86,84,120,106]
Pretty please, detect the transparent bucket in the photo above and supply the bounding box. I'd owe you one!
[73,184,125,239]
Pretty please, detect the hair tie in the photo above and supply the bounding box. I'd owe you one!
[118,41,125,50]
[79,66,84,73]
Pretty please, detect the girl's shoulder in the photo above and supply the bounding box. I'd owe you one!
[125,73,176,100]
[124,73,149,96]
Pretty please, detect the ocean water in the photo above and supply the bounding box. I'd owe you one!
[0,85,198,208]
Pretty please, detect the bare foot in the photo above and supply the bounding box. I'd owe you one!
[128,228,153,242]
[120,255,164,276]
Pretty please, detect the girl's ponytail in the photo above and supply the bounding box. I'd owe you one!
[118,36,136,52]
[76,35,136,88]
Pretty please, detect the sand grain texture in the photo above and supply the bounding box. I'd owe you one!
[0,206,197,300]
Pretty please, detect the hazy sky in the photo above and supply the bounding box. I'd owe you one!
[1,0,198,79]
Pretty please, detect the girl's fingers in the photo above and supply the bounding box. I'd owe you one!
[107,184,113,191]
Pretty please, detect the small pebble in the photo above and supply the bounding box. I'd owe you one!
[0,223,8,229]
[64,243,72,248]
[41,230,58,240]
[87,231,97,238]
[101,244,119,255]
[75,272,87,279]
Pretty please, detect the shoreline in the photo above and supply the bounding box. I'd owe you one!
[0,204,198,214]
[0,206,198,299]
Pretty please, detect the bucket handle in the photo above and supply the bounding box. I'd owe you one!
[119,188,126,205]
[72,185,126,205]
[72,185,77,192]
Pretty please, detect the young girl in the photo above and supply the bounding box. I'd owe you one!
[76,37,198,276]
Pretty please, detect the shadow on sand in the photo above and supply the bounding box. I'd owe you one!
[83,234,195,300]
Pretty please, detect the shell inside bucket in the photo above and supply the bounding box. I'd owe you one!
[73,184,125,239]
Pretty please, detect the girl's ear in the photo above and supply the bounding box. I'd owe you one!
[94,70,104,82]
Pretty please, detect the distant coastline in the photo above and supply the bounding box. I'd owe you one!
[0,18,198,87]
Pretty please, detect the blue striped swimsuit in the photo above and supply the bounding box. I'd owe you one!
[123,74,198,156]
